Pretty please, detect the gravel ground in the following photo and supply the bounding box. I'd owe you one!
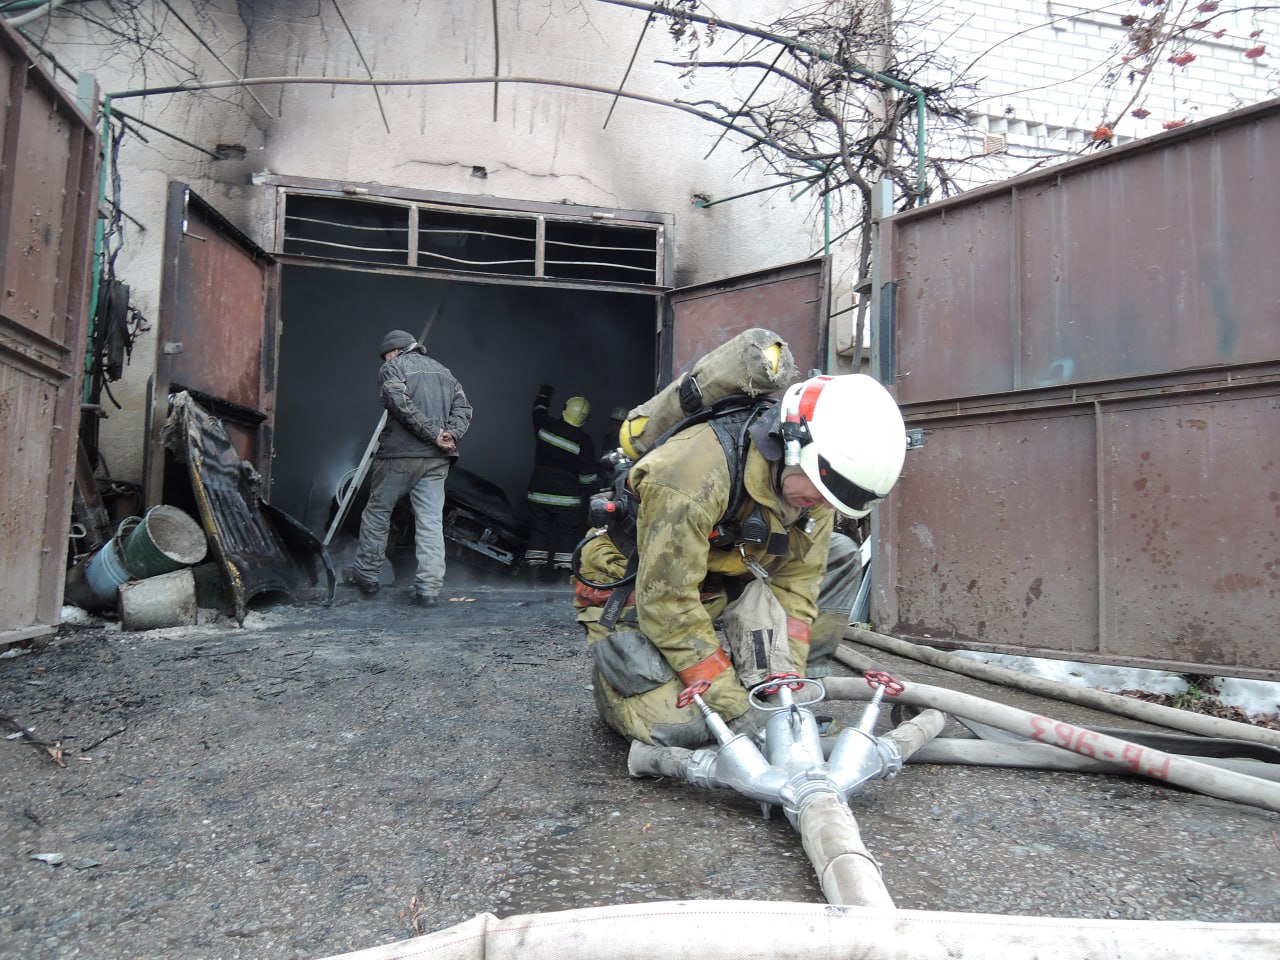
[2,569,1278,959]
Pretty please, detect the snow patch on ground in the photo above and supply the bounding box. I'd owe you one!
[59,604,293,640]
[951,650,1280,721]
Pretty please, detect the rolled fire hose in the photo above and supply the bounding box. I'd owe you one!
[845,626,1280,749]
[316,898,1280,960]
[822,675,1280,814]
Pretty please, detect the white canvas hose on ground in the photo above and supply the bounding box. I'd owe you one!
[313,643,1280,960]
[315,899,1280,960]
[822,675,1280,814]
[845,627,1280,749]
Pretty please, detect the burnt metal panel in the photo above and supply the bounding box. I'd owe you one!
[0,21,98,645]
[147,184,276,505]
[877,99,1280,679]
[666,258,829,384]
[162,392,333,621]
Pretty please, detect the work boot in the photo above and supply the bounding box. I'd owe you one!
[343,566,380,596]
[411,590,439,608]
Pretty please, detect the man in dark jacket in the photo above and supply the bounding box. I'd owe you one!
[522,384,596,577]
[350,329,473,606]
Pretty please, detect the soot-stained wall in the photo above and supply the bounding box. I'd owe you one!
[271,265,657,535]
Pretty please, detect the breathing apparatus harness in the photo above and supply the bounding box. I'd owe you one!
[573,393,791,627]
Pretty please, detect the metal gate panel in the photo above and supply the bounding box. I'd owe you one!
[1016,124,1280,388]
[882,380,1280,679]
[666,258,829,383]
[0,21,98,644]
[147,184,276,505]
[1099,385,1280,672]
[4,67,77,341]
[889,407,1100,655]
[888,100,1280,407]
[166,193,273,411]
[892,195,1017,402]
[876,99,1280,679]
[0,351,62,626]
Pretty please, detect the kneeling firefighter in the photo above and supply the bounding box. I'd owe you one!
[574,372,907,747]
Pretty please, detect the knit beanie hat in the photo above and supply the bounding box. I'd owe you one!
[379,329,416,357]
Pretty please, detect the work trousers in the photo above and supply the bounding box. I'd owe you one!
[808,531,864,677]
[524,502,585,570]
[353,456,451,595]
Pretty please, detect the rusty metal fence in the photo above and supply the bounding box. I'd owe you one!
[0,22,99,645]
[874,99,1280,680]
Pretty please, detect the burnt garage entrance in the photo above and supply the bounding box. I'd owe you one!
[267,185,667,572]
[149,180,830,588]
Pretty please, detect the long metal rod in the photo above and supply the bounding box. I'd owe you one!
[331,0,390,134]
[104,75,795,159]
[703,47,786,160]
[490,0,500,121]
[156,0,275,118]
[604,11,652,129]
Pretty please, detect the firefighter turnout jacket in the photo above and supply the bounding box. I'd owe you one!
[574,420,834,746]
[527,387,597,509]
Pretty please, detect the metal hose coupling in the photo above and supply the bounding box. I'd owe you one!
[826,670,905,795]
[678,680,785,804]
[673,672,907,822]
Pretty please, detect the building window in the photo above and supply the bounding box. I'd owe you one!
[282,192,661,286]
[282,195,410,266]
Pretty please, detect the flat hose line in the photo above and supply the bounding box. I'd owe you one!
[840,626,1280,750]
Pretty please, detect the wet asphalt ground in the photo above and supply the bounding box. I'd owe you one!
[1,566,1278,959]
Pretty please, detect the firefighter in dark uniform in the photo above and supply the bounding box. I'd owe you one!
[523,384,597,577]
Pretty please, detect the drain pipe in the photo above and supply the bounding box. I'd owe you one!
[821,675,1280,814]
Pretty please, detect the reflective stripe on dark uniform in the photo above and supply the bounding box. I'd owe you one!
[524,390,597,568]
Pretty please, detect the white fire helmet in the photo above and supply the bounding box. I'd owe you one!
[779,373,907,518]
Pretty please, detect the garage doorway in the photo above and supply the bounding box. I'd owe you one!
[154,181,829,584]
[270,265,659,540]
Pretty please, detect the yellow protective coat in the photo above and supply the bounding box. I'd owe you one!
[576,421,834,745]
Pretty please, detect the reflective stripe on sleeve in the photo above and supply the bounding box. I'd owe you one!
[538,428,581,455]
[528,491,582,507]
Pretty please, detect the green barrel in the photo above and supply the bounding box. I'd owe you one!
[119,505,208,579]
